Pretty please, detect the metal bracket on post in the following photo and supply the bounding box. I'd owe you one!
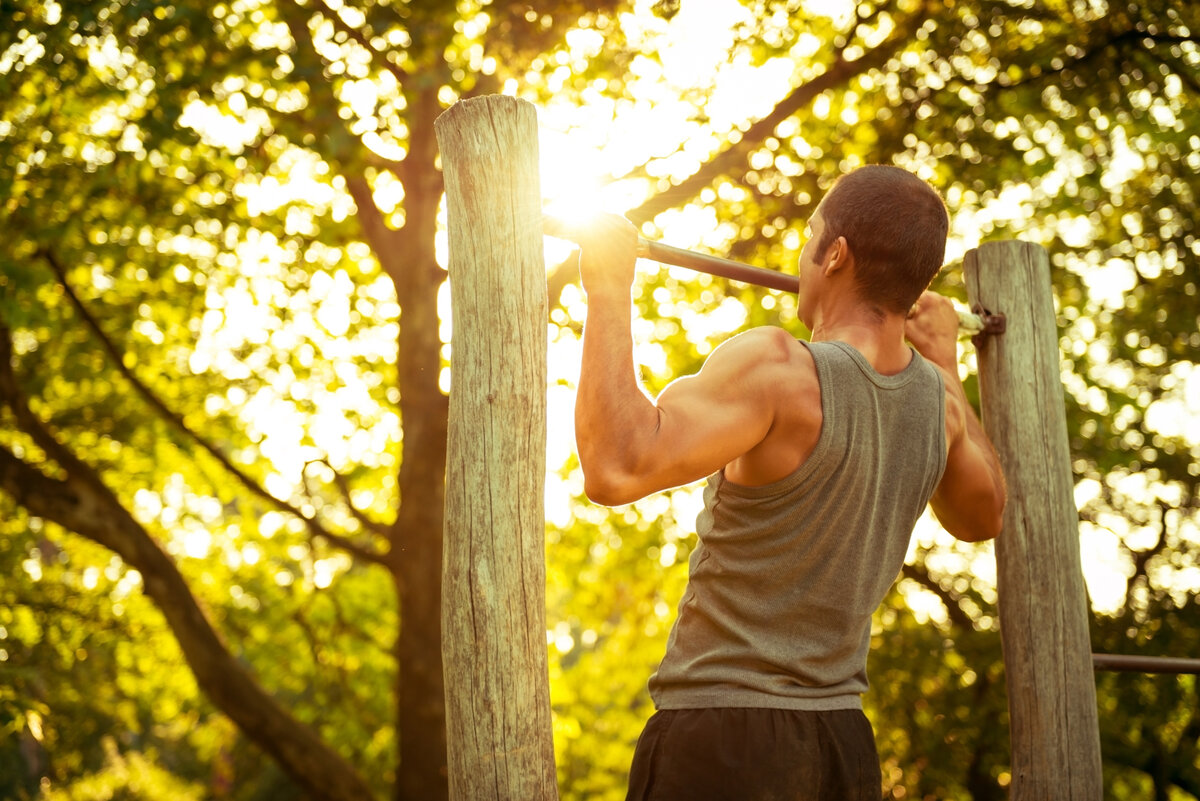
[970,304,1007,350]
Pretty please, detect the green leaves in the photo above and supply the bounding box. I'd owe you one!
[3,0,1199,798]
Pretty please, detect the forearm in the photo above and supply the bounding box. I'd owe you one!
[959,390,1007,518]
[938,353,1005,503]
[908,291,1007,539]
[575,288,659,502]
[931,364,1007,541]
[921,337,1002,479]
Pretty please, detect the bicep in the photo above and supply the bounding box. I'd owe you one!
[599,331,784,501]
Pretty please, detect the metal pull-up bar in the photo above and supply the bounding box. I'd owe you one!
[545,219,1007,341]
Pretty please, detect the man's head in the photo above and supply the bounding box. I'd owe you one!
[809,165,949,317]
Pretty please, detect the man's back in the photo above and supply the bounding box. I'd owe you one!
[649,341,947,710]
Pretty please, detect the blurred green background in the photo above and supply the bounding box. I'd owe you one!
[2,0,1198,798]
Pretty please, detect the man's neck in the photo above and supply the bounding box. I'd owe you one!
[809,307,912,376]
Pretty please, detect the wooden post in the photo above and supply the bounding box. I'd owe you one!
[964,241,1103,798]
[435,95,557,801]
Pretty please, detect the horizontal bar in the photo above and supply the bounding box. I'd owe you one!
[543,219,992,334]
[638,239,799,293]
[1092,653,1200,675]
[637,238,988,335]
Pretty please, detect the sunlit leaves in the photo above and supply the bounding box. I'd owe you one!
[542,1,1200,798]
[4,0,1200,798]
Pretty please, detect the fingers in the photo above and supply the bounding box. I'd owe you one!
[909,291,956,323]
[572,213,638,295]
[542,212,635,248]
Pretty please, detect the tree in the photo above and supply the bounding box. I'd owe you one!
[0,0,625,797]
[2,0,1199,799]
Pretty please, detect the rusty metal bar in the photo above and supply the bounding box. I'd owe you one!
[543,218,1002,337]
[637,239,800,293]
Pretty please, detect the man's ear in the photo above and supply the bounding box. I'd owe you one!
[823,235,853,277]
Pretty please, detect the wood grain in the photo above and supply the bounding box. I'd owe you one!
[435,94,557,801]
[966,240,1103,799]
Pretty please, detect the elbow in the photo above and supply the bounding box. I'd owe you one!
[980,478,1008,541]
[975,513,1005,542]
[578,438,655,506]
[951,520,1001,544]
[966,491,1007,543]
[582,465,646,507]
[939,488,1007,543]
[582,449,665,506]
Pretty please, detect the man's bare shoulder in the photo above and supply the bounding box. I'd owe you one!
[713,326,814,367]
[717,328,822,484]
[707,326,818,400]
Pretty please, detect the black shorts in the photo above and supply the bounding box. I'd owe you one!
[626,707,881,801]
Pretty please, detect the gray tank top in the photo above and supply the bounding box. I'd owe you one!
[649,340,947,710]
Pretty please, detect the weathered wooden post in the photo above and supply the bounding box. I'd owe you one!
[434,95,557,801]
[965,241,1103,798]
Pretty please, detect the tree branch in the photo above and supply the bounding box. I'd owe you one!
[0,441,377,801]
[995,27,1200,92]
[1138,45,1200,96]
[303,457,392,538]
[38,248,391,567]
[314,0,410,85]
[622,3,929,226]
[900,561,977,630]
[0,324,97,481]
[345,175,404,285]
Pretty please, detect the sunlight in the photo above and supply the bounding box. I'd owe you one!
[801,0,857,27]
[538,124,646,267]
[158,0,1195,627]
[1080,522,1133,615]
[178,522,213,560]
[1145,362,1200,444]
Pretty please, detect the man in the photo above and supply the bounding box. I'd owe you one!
[571,164,1007,800]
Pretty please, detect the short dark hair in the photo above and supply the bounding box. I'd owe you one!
[815,165,949,315]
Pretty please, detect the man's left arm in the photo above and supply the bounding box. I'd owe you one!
[906,291,1007,541]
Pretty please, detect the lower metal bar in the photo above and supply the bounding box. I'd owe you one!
[1092,653,1200,674]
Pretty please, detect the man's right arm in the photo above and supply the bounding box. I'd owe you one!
[569,215,787,506]
[906,291,1007,542]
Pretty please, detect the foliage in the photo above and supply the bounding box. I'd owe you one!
[545,0,1200,798]
[1,0,1198,799]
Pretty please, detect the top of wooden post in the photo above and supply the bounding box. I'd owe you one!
[435,94,538,162]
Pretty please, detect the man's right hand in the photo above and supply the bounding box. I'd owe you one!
[546,213,638,299]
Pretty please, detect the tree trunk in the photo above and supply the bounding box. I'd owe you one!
[391,82,452,801]
[0,447,376,801]
[435,94,557,801]
[964,241,1103,799]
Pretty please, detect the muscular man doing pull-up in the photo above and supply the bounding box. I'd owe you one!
[571,164,1007,800]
